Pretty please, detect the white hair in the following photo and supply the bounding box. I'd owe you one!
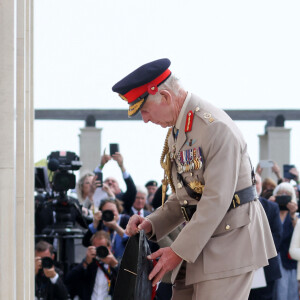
[273,182,297,204]
[136,185,148,196]
[148,74,183,103]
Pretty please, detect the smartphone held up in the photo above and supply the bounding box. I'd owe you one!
[259,160,274,168]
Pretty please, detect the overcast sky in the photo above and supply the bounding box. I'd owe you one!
[34,0,300,190]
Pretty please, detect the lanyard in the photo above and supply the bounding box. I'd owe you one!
[96,261,112,292]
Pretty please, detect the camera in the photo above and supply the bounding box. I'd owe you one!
[102,210,114,222]
[36,150,86,235]
[275,195,291,211]
[41,257,54,269]
[96,246,109,259]
[47,151,82,192]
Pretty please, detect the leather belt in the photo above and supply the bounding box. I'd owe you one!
[229,185,257,210]
[180,185,257,222]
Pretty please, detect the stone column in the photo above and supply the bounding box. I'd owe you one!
[79,127,102,176]
[0,0,17,297]
[0,0,34,299]
[258,126,291,181]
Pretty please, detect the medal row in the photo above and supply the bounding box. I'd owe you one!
[174,147,203,174]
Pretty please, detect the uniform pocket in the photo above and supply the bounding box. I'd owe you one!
[203,223,253,274]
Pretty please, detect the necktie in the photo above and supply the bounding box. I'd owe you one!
[137,210,141,215]
[173,127,179,140]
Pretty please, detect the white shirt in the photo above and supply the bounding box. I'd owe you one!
[131,207,145,217]
[91,264,110,300]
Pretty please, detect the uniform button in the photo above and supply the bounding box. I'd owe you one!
[183,200,188,205]
[225,225,230,230]
[190,173,193,176]
[177,182,182,189]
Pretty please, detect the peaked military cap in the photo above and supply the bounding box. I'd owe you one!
[112,58,172,117]
[145,180,158,188]
[113,230,154,300]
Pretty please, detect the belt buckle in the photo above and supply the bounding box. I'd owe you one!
[181,206,190,222]
[232,194,241,208]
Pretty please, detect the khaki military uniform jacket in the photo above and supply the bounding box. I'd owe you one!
[147,93,277,285]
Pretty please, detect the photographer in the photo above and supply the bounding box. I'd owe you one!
[269,182,298,299]
[82,199,129,261]
[249,174,282,300]
[94,150,137,213]
[35,241,68,300]
[35,151,88,277]
[65,230,118,299]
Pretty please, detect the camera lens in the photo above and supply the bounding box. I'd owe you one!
[41,257,54,269]
[102,210,114,222]
[96,246,109,258]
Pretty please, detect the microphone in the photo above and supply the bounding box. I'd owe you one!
[48,158,60,172]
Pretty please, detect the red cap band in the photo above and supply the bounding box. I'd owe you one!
[123,69,171,103]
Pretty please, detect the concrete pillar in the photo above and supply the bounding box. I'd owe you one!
[79,127,102,176]
[0,0,34,299]
[258,126,291,181]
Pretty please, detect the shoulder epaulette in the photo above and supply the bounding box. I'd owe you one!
[194,106,215,124]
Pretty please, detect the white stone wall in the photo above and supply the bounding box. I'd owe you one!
[0,0,34,298]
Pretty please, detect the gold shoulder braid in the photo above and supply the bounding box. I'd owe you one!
[160,128,176,207]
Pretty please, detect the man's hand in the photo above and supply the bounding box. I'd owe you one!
[86,246,96,264]
[102,183,115,198]
[35,257,42,275]
[112,152,125,172]
[101,249,118,268]
[148,247,182,286]
[125,215,152,236]
[101,152,111,166]
[103,219,118,230]
[289,167,299,182]
[272,162,281,179]
[43,266,57,279]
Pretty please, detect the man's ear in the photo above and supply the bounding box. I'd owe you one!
[159,90,172,104]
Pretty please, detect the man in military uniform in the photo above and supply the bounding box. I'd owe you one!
[112,58,277,299]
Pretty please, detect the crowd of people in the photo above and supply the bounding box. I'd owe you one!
[34,58,300,300]
[34,151,166,299]
[250,161,300,300]
[35,150,300,300]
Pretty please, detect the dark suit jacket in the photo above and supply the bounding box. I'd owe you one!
[127,208,151,217]
[65,260,117,300]
[35,267,69,300]
[259,196,282,282]
[116,175,137,213]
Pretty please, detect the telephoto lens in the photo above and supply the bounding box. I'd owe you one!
[96,246,109,259]
[41,257,54,269]
[102,210,114,222]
